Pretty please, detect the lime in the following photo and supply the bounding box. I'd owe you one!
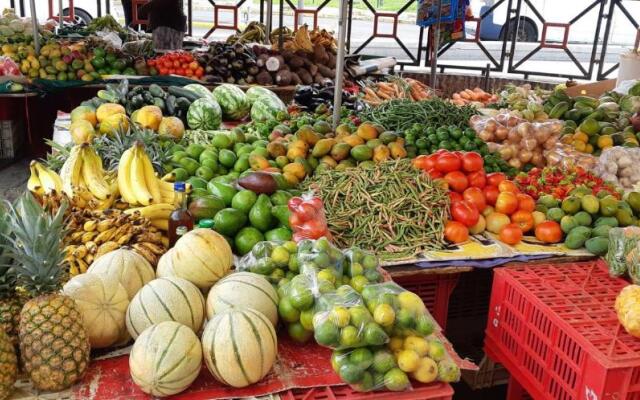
[299,308,315,330]
[365,269,382,283]
[314,252,331,268]
[350,276,369,293]
[412,357,438,383]
[231,190,258,214]
[287,321,313,343]
[349,305,372,327]
[218,149,237,167]
[340,325,361,347]
[283,241,298,253]
[352,371,374,392]
[389,336,404,352]
[363,322,389,346]
[348,262,364,277]
[271,246,290,267]
[361,286,378,302]
[396,308,415,330]
[372,372,386,390]
[288,256,299,272]
[315,321,340,347]
[234,227,264,256]
[428,339,446,361]
[289,285,314,310]
[330,306,351,328]
[437,360,461,383]
[397,349,420,372]
[384,368,410,391]
[278,297,300,322]
[372,349,396,373]
[331,350,349,372]
[269,268,285,283]
[373,304,396,327]
[317,268,336,285]
[349,347,374,370]
[339,363,364,384]
[362,254,378,269]
[416,315,435,336]
[397,291,425,314]
[404,336,429,357]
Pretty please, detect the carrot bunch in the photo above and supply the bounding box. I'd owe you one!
[451,87,498,107]
[361,77,433,105]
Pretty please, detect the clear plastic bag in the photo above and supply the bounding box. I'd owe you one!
[288,192,331,242]
[313,285,389,349]
[331,346,412,392]
[606,227,640,277]
[627,242,640,284]
[343,247,384,291]
[0,56,21,76]
[236,240,299,286]
[297,237,345,290]
[593,147,640,192]
[277,273,328,344]
[361,282,437,338]
[544,143,598,171]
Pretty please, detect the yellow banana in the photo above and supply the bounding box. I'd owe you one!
[116,232,133,245]
[161,172,176,182]
[130,145,153,206]
[149,218,169,231]
[81,231,97,243]
[139,145,162,205]
[136,241,167,255]
[124,203,174,220]
[34,161,62,194]
[117,147,137,205]
[59,145,83,197]
[158,179,175,192]
[97,219,115,232]
[27,161,43,195]
[95,241,120,259]
[94,227,117,244]
[83,220,97,232]
[81,146,111,200]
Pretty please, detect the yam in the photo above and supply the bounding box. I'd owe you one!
[313,44,329,64]
[327,52,336,69]
[317,64,335,78]
[256,70,273,85]
[314,74,325,85]
[308,64,318,77]
[275,70,292,86]
[266,56,285,72]
[281,50,295,60]
[256,53,269,67]
[296,68,313,85]
[290,72,302,85]
[288,56,305,69]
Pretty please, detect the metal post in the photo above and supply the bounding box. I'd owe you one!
[332,0,348,130]
[429,0,442,89]
[278,0,284,48]
[265,0,273,44]
[188,0,193,36]
[29,0,39,55]
[59,0,64,25]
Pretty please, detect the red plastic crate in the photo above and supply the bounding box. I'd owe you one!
[393,272,460,330]
[280,382,454,399]
[485,260,640,400]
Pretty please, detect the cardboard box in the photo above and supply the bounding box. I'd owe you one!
[564,79,615,97]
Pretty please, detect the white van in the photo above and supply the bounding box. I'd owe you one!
[0,0,124,25]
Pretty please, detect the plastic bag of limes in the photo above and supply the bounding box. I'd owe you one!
[313,285,389,349]
[277,273,334,343]
[388,334,461,384]
[343,247,383,292]
[361,282,436,338]
[237,240,300,286]
[606,227,640,278]
[297,237,345,290]
[331,346,412,392]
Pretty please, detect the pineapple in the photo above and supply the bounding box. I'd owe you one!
[0,204,21,348]
[3,192,90,391]
[0,328,17,400]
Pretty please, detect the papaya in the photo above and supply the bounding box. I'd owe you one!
[351,145,373,161]
[275,155,289,168]
[283,162,306,180]
[330,143,351,161]
[307,155,318,170]
[267,142,287,158]
[356,122,379,140]
[379,131,398,144]
[313,120,332,134]
[99,113,129,135]
[282,171,300,186]
[158,116,185,139]
[287,146,307,161]
[388,142,408,159]
[297,127,321,146]
[249,154,271,171]
[585,237,609,255]
[335,123,352,137]
[320,155,338,168]
[70,119,95,144]
[373,144,391,163]
[188,195,226,220]
[592,224,612,238]
[294,157,313,175]
[70,105,97,127]
[133,105,163,131]
[312,138,337,158]
[594,216,619,228]
[342,134,365,147]
[96,103,125,122]
[366,139,383,149]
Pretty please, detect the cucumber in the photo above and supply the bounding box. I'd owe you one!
[175,96,192,111]
[149,84,165,98]
[168,86,203,102]
[166,95,177,115]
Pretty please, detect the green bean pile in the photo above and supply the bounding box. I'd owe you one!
[303,159,450,260]
[361,98,478,132]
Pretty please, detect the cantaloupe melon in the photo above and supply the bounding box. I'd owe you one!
[206,272,279,327]
[62,273,129,348]
[96,103,125,122]
[130,321,203,397]
[87,248,155,300]
[126,277,205,339]
[202,308,277,388]
[156,229,232,290]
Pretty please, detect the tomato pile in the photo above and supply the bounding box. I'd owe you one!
[514,166,620,201]
[288,195,331,242]
[147,52,204,78]
[413,150,563,246]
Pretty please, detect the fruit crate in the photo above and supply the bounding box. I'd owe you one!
[485,259,640,400]
[280,382,454,400]
[392,272,460,330]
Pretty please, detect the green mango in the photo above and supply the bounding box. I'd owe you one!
[188,195,225,220]
[249,194,275,232]
[265,227,293,241]
[213,208,247,237]
[207,181,238,206]
[272,205,291,227]
[234,227,264,256]
[271,190,293,206]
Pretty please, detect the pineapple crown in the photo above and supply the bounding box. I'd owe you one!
[2,191,68,295]
[0,203,16,299]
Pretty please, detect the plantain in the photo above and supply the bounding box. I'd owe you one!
[95,241,120,258]
[81,231,98,243]
[83,220,98,232]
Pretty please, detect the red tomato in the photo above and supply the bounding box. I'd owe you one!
[463,187,486,211]
[195,67,204,77]
[288,197,303,211]
[158,67,168,75]
[517,193,536,212]
[499,223,523,245]
[510,210,534,233]
[449,192,463,204]
[185,69,194,76]
[189,61,199,71]
[163,60,173,68]
[498,180,519,194]
[289,213,303,227]
[451,200,480,227]
[461,152,483,172]
[535,221,563,243]
[173,60,181,67]
[176,68,185,75]
[444,171,469,193]
[168,53,178,60]
[308,197,324,210]
[300,219,327,238]
[296,203,317,221]
[495,191,519,215]
[426,168,443,179]
[483,186,500,206]
[444,221,469,244]
[412,155,430,170]
[168,69,176,74]
[486,172,507,187]
[451,151,464,160]
[467,170,486,188]
[436,153,462,173]
[147,59,156,67]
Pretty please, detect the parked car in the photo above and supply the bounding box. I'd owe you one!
[0,0,124,24]
[469,0,640,45]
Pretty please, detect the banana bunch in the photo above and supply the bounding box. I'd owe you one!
[288,25,314,52]
[59,144,118,209]
[27,160,63,196]
[124,203,174,231]
[227,21,267,44]
[309,28,337,50]
[63,208,168,276]
[118,142,178,207]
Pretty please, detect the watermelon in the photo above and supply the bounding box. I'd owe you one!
[250,97,287,123]
[184,84,215,100]
[212,84,250,121]
[187,98,222,130]
[245,86,280,105]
